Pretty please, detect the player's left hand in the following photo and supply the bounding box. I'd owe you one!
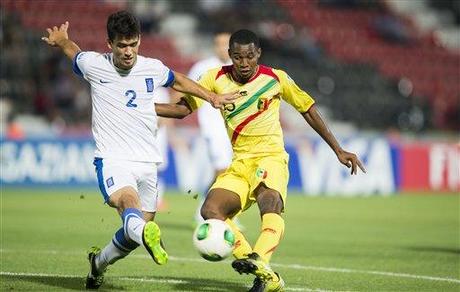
[41,21,69,47]
[210,91,241,109]
[336,149,366,175]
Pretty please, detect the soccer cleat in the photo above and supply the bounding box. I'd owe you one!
[85,246,105,290]
[142,221,168,265]
[249,272,285,292]
[232,252,276,282]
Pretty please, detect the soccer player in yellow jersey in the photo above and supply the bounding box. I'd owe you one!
[155,29,366,292]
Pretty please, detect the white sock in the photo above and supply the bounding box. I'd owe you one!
[122,208,146,245]
[95,227,139,272]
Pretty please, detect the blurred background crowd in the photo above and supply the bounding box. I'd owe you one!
[1,0,459,139]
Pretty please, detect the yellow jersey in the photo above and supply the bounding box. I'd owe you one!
[185,65,315,159]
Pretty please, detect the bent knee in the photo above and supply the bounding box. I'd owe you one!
[257,191,284,215]
[109,187,140,210]
[200,202,222,220]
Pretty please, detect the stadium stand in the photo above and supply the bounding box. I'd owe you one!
[1,0,195,135]
[277,0,459,130]
[1,0,458,135]
[169,0,459,131]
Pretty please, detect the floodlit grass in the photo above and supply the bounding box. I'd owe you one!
[1,188,459,291]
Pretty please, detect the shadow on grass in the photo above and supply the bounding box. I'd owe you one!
[127,275,248,291]
[2,274,248,291]
[173,276,247,291]
[406,246,460,255]
[1,274,124,291]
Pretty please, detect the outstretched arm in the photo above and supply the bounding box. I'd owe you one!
[155,98,192,119]
[41,21,81,60]
[302,105,366,175]
[171,72,239,109]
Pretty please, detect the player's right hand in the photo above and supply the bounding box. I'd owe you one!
[210,91,241,109]
[41,21,69,47]
[337,149,366,175]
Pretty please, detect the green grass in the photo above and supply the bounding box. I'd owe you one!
[1,188,459,291]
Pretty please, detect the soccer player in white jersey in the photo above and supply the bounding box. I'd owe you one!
[188,32,234,224]
[41,11,238,290]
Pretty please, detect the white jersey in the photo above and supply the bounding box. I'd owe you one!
[188,56,232,170]
[73,52,174,162]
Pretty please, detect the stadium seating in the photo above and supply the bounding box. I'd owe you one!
[278,0,459,129]
[1,0,194,72]
[1,0,457,131]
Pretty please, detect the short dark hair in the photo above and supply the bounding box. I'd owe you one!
[107,11,140,42]
[229,29,260,49]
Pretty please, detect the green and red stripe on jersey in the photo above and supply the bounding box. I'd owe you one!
[225,78,278,122]
[231,97,274,144]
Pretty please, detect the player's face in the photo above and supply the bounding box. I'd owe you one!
[108,35,141,70]
[229,43,261,81]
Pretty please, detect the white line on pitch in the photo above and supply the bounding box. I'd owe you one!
[1,248,459,284]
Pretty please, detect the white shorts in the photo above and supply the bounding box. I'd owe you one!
[93,158,159,212]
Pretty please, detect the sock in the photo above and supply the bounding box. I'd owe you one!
[253,213,285,263]
[121,208,145,245]
[95,227,139,272]
[225,218,252,259]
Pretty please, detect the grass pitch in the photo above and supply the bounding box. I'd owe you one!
[1,188,459,291]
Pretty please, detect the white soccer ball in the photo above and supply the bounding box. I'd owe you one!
[193,219,235,261]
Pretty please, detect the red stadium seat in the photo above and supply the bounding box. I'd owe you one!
[277,0,459,127]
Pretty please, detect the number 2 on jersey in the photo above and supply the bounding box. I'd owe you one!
[125,90,137,108]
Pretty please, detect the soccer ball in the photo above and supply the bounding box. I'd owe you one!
[193,219,235,261]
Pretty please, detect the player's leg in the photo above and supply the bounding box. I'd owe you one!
[109,186,149,246]
[252,183,285,263]
[200,188,240,220]
[194,167,226,225]
[232,185,285,291]
[232,156,288,291]
[86,187,143,277]
[136,164,168,265]
[87,159,144,289]
[92,159,147,247]
[86,225,139,289]
[201,188,253,259]
[224,216,252,259]
[87,159,166,288]
[94,193,152,273]
[202,159,255,257]
[252,155,288,264]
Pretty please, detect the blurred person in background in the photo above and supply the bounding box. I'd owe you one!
[155,29,366,292]
[6,113,25,140]
[154,86,173,212]
[187,32,236,225]
[41,10,238,290]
